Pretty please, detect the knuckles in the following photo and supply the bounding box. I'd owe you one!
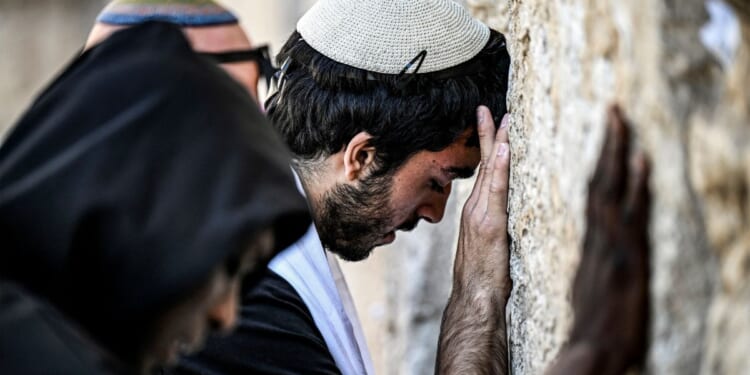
[489,180,507,194]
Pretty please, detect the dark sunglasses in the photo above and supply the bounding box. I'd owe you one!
[200,45,275,90]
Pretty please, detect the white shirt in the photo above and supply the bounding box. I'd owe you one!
[268,173,375,375]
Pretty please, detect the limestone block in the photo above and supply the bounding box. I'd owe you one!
[465,0,749,374]
[466,0,510,34]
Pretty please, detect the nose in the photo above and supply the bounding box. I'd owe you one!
[417,183,451,223]
[208,282,240,334]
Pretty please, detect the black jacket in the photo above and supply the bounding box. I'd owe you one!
[0,22,311,371]
[0,282,126,374]
[169,270,341,375]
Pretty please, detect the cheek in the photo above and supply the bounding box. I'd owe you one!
[179,277,233,336]
[389,176,429,212]
[220,63,260,98]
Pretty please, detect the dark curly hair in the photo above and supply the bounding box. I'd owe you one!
[266,29,510,177]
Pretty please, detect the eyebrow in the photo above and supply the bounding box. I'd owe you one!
[442,166,476,180]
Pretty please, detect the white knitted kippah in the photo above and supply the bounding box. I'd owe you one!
[297,0,490,75]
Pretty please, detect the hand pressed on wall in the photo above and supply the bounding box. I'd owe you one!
[547,106,651,375]
[436,105,512,375]
[454,105,512,301]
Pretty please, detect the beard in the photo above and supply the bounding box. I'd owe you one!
[314,172,411,262]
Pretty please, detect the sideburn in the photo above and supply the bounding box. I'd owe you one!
[315,171,395,262]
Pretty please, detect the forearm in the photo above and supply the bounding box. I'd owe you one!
[437,107,512,375]
[435,289,509,375]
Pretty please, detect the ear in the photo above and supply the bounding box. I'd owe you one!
[343,131,377,182]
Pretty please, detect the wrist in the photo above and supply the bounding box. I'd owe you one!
[449,283,510,313]
[452,276,512,303]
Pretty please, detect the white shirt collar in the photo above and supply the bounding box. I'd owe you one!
[268,169,375,375]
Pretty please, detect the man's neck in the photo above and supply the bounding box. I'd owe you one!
[292,166,325,217]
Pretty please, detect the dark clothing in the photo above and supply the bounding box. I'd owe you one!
[170,269,341,375]
[0,21,310,370]
[0,282,126,375]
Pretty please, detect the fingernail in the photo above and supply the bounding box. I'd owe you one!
[500,114,510,129]
[477,107,485,124]
[498,143,509,158]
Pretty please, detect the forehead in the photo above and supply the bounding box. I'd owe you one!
[397,130,481,176]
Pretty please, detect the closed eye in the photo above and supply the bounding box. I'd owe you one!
[429,179,446,194]
[442,166,476,180]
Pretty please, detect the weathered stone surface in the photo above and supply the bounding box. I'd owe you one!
[695,19,750,375]
[464,0,749,374]
[466,0,509,34]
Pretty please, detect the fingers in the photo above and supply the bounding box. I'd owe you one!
[474,111,510,216]
[486,134,511,218]
[477,106,497,166]
[467,106,501,210]
[573,106,652,373]
[466,106,497,208]
[624,151,651,284]
[624,152,651,226]
[591,106,631,203]
[603,106,630,199]
[497,113,510,144]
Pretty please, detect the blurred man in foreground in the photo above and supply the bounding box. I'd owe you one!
[0,22,310,374]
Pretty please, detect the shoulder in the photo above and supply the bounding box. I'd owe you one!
[0,282,125,375]
[170,269,341,375]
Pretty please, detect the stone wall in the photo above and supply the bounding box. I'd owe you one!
[463,0,749,374]
[2,2,747,374]
[219,2,750,373]
[695,4,750,373]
